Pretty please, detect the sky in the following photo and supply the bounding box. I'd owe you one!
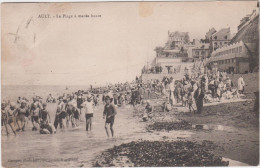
[1,1,258,86]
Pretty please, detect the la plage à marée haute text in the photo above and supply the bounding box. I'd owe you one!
[38,14,101,18]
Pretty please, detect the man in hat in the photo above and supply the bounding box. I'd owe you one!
[103,96,117,137]
[81,94,94,131]
[194,78,206,114]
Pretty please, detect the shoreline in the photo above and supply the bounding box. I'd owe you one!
[93,92,259,166]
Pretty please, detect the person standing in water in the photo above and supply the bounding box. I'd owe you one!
[81,95,94,132]
[39,103,55,134]
[77,91,84,121]
[30,97,42,131]
[66,96,77,127]
[2,102,16,135]
[39,103,51,124]
[16,101,27,131]
[103,96,117,137]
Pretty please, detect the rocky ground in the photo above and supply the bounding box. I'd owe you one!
[94,140,229,167]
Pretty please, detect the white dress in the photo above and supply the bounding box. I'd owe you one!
[237,77,245,91]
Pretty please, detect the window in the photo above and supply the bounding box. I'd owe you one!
[220,42,222,45]
[232,48,235,53]
[229,49,232,53]
[239,46,242,52]
[228,59,230,63]
[214,36,217,40]
[225,60,227,64]
[232,58,234,63]
[224,35,228,39]
[233,59,236,63]
[225,42,228,44]
[201,51,205,55]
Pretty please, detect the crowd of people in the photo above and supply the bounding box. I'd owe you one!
[142,65,181,74]
[142,65,163,74]
[139,61,247,121]
[1,80,152,136]
[1,60,247,136]
[1,89,118,136]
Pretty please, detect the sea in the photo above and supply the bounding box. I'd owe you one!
[1,85,149,167]
[1,85,91,102]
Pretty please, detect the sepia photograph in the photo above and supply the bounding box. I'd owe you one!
[1,1,259,167]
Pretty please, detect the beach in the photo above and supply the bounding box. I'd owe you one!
[2,73,259,167]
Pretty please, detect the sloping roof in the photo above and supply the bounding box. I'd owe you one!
[230,14,259,44]
[205,28,217,38]
[230,14,259,71]
[169,31,188,37]
[211,27,231,40]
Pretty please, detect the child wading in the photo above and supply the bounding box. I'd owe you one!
[103,96,117,137]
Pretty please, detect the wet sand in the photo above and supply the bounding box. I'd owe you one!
[2,103,146,167]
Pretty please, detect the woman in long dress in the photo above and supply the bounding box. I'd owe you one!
[237,76,245,94]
